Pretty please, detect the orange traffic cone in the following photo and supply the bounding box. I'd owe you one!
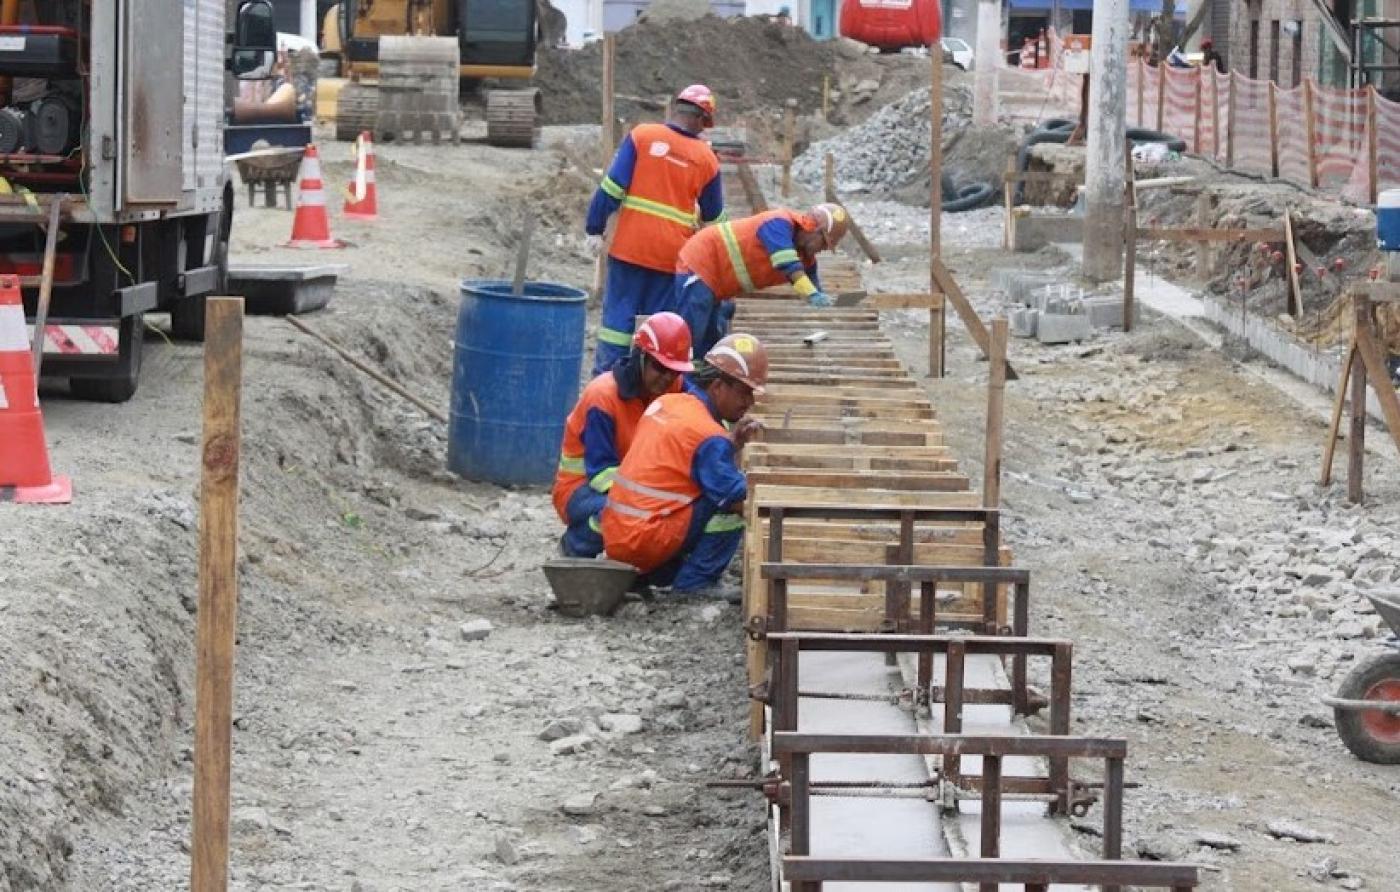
[0,275,71,504]
[285,144,344,249]
[343,131,379,221]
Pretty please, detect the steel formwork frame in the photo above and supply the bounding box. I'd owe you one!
[773,732,1200,892]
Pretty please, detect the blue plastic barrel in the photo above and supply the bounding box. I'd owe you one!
[1379,189,1400,251]
[448,279,587,486]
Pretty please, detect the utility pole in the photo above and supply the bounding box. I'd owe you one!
[1083,0,1129,281]
[972,0,1001,127]
[301,0,317,44]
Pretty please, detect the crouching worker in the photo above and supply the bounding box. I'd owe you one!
[601,334,768,601]
[674,203,850,357]
[553,313,695,557]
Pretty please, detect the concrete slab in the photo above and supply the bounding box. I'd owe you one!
[1037,312,1092,344]
[1013,214,1083,253]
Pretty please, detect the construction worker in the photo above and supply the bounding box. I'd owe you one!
[553,313,695,558]
[674,204,849,357]
[601,333,769,601]
[585,84,725,376]
[1201,38,1225,73]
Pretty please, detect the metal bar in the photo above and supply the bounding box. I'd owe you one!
[943,641,966,798]
[1049,642,1073,814]
[917,580,935,697]
[772,732,1128,759]
[1012,579,1032,712]
[767,632,1066,655]
[982,510,1001,632]
[980,755,1003,892]
[782,857,1199,885]
[761,563,1030,584]
[790,752,811,855]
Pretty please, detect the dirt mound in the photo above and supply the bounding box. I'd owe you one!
[536,16,844,127]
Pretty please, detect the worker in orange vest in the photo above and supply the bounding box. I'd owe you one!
[601,333,768,601]
[553,313,695,557]
[585,84,726,376]
[674,204,849,356]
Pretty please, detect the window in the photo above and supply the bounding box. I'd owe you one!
[1291,21,1303,87]
[1269,19,1280,82]
[1248,18,1260,79]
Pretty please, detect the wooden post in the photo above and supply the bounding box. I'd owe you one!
[983,318,1008,508]
[822,75,830,120]
[1283,212,1303,317]
[1002,156,1015,250]
[1156,62,1167,133]
[510,215,534,296]
[1136,59,1146,127]
[1226,71,1237,167]
[601,33,616,164]
[1268,81,1280,178]
[781,102,796,198]
[1210,70,1221,159]
[190,297,245,892]
[1321,340,1356,487]
[931,50,943,263]
[30,197,61,376]
[930,293,945,379]
[1303,79,1319,188]
[1192,65,1203,154]
[1368,84,1379,206]
[1195,192,1210,280]
[823,151,836,202]
[1348,332,1367,504]
[1123,151,1137,333]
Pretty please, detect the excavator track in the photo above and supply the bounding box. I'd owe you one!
[485,88,541,149]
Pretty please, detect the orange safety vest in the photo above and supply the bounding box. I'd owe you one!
[677,209,816,299]
[601,391,728,572]
[604,123,720,273]
[552,371,671,522]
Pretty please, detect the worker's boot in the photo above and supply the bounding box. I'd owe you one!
[673,581,743,605]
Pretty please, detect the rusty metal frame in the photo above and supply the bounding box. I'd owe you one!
[773,732,1199,892]
[764,631,1074,814]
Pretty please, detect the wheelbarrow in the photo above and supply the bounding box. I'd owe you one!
[1325,592,1400,764]
[233,144,306,210]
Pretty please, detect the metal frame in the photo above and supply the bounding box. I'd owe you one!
[763,631,1075,814]
[773,732,1199,892]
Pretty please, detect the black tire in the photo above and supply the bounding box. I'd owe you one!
[70,314,144,403]
[1334,651,1400,764]
[171,208,230,342]
[943,181,995,213]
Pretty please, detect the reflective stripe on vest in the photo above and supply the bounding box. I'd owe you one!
[718,222,756,293]
[605,498,652,519]
[614,472,693,505]
[621,193,699,228]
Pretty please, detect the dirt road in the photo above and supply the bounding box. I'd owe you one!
[4,121,1399,892]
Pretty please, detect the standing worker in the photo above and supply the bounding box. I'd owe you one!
[585,85,726,376]
[553,313,695,558]
[601,334,769,601]
[1201,38,1225,73]
[674,204,849,357]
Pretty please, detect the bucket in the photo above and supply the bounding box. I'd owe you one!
[448,279,587,486]
[1378,189,1400,251]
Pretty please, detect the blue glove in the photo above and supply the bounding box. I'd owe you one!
[808,290,834,308]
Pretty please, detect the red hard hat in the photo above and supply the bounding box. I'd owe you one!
[1202,38,1214,49]
[675,84,716,128]
[633,311,695,373]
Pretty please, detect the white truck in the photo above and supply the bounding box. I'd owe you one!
[6,0,276,401]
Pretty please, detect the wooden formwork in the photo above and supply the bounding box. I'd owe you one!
[734,281,1004,738]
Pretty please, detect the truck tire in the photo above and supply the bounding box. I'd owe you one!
[1334,651,1400,764]
[70,314,144,403]
[170,207,230,342]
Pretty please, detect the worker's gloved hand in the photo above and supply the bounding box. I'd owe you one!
[585,234,604,256]
[730,417,765,450]
[808,290,834,308]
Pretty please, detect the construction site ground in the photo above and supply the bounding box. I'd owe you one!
[3,114,1400,892]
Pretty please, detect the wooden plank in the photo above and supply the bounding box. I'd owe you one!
[765,374,919,389]
[983,318,1008,508]
[1319,339,1356,487]
[746,469,971,492]
[761,384,934,402]
[747,452,958,473]
[1284,212,1303,318]
[1134,227,1285,243]
[931,258,1019,381]
[190,298,245,892]
[748,442,950,460]
[752,485,982,509]
[774,538,1011,567]
[743,499,766,739]
[865,293,946,311]
[758,427,942,448]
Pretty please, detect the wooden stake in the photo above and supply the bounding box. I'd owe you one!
[736,160,768,212]
[1283,212,1303,318]
[1156,62,1166,133]
[601,33,616,164]
[1210,70,1221,159]
[511,214,534,296]
[190,297,244,892]
[1136,58,1146,127]
[30,197,61,376]
[1268,81,1279,178]
[1195,192,1210,280]
[1002,156,1015,250]
[1226,71,1237,167]
[983,317,1008,508]
[930,49,943,262]
[1320,339,1356,487]
[1303,79,1319,189]
[286,315,448,423]
[1192,66,1203,154]
[1348,332,1367,504]
[823,151,835,201]
[1368,84,1379,206]
[781,103,796,197]
[929,293,945,379]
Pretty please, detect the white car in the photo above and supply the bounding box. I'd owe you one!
[942,37,973,71]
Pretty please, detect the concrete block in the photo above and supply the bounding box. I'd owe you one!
[1082,295,1127,329]
[1010,307,1039,338]
[1037,312,1091,345]
[1007,273,1060,305]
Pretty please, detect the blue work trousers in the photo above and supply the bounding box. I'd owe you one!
[560,486,606,558]
[645,497,743,592]
[675,273,736,360]
[594,258,681,376]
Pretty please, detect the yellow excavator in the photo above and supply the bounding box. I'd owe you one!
[321,0,542,147]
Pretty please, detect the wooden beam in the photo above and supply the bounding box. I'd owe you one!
[1284,212,1303,318]
[752,485,982,509]
[746,469,971,492]
[930,49,942,263]
[931,258,1019,381]
[983,318,1008,508]
[1319,339,1356,487]
[863,293,946,311]
[190,297,245,892]
[601,34,616,163]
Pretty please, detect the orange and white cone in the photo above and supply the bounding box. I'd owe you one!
[343,131,379,221]
[285,144,344,249]
[0,275,71,504]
